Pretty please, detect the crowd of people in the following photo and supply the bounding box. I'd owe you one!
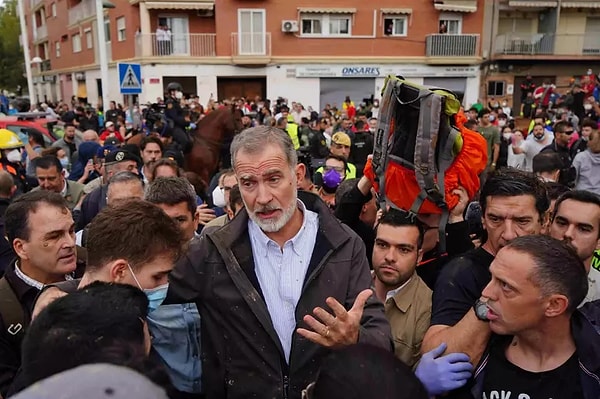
[0,79,598,399]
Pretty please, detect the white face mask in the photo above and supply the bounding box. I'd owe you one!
[6,149,21,163]
[584,104,593,111]
[503,133,512,140]
[212,186,227,208]
[498,120,506,127]
[175,91,183,100]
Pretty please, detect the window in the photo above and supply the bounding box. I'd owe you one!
[72,34,81,53]
[487,81,505,96]
[384,16,408,36]
[51,2,56,17]
[85,29,93,49]
[104,18,111,42]
[55,41,60,57]
[300,14,352,36]
[117,16,126,42]
[301,18,322,35]
[238,9,266,55]
[439,13,462,34]
[329,17,350,35]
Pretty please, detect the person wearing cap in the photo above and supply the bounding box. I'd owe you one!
[75,149,142,231]
[314,132,357,181]
[0,129,29,194]
[100,121,124,144]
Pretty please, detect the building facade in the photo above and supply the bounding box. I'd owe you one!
[480,0,600,113]
[25,0,486,110]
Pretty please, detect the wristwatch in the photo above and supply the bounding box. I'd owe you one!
[473,299,490,321]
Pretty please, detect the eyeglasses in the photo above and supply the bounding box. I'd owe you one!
[324,165,345,173]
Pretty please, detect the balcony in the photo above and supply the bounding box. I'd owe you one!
[231,32,271,64]
[68,0,96,26]
[35,24,47,41]
[494,33,600,58]
[426,34,480,58]
[40,60,52,72]
[135,33,216,58]
[30,0,44,10]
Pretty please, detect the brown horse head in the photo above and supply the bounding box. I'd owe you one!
[185,106,244,184]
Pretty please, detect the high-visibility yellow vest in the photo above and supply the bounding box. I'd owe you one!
[287,122,300,150]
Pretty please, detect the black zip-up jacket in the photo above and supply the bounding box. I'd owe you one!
[167,191,392,399]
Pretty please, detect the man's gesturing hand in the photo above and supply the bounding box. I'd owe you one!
[297,289,372,348]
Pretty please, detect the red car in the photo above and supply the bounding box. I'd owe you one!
[0,112,63,146]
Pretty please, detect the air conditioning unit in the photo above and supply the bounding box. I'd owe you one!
[281,20,299,33]
[197,9,214,17]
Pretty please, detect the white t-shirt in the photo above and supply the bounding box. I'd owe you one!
[517,138,550,171]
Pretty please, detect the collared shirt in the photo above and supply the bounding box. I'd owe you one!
[383,274,432,369]
[385,277,412,302]
[14,261,44,290]
[147,303,202,393]
[14,261,73,288]
[147,234,202,394]
[60,180,68,198]
[249,200,319,362]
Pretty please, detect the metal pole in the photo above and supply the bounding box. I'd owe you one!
[95,0,110,113]
[17,0,35,106]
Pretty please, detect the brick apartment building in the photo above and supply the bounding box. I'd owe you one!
[25,0,486,110]
[480,0,600,114]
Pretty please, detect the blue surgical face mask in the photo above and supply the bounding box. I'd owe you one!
[59,157,70,169]
[128,264,169,313]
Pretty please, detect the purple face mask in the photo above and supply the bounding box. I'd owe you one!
[322,168,343,189]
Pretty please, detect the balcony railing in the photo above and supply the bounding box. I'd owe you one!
[35,24,47,41]
[495,33,600,56]
[426,34,480,57]
[135,33,216,57]
[40,60,52,72]
[231,32,271,57]
[68,0,96,26]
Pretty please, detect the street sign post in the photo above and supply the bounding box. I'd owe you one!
[118,63,142,95]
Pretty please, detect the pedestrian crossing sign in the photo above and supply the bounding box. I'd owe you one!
[118,63,142,94]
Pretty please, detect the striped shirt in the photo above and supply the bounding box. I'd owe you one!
[248,200,319,362]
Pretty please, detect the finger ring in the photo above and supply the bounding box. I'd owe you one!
[324,327,330,338]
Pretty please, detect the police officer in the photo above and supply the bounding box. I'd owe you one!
[0,129,28,194]
[164,82,192,153]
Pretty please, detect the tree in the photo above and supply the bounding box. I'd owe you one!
[0,0,27,93]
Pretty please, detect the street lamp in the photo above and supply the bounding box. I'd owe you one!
[96,0,115,113]
[17,0,35,105]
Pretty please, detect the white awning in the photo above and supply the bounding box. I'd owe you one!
[562,1,600,8]
[298,7,357,14]
[145,1,214,10]
[508,1,558,7]
[433,1,477,13]
[380,8,413,15]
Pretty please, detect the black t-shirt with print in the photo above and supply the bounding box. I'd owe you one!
[430,246,495,326]
[482,338,583,399]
